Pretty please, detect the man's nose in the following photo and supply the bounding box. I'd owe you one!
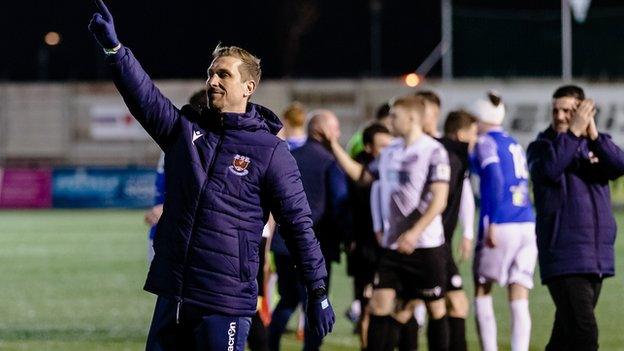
[206,74,219,87]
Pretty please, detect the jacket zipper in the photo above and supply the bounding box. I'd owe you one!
[175,116,225,325]
[588,184,601,276]
[176,299,181,324]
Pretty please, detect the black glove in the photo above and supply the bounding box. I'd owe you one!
[305,286,336,338]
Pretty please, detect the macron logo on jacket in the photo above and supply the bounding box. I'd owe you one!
[192,130,203,143]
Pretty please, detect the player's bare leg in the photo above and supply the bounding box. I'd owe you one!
[475,282,497,351]
[508,283,531,351]
[447,290,469,319]
[358,284,374,349]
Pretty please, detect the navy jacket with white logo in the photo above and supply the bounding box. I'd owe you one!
[106,47,327,317]
[528,127,624,283]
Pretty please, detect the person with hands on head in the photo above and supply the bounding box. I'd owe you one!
[527,85,624,351]
[88,1,334,350]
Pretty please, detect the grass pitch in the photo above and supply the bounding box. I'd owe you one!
[0,209,623,350]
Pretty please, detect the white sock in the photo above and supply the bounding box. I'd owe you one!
[414,302,427,327]
[475,295,497,351]
[509,299,531,351]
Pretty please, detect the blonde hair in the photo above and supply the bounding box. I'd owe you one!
[392,95,426,115]
[212,43,262,84]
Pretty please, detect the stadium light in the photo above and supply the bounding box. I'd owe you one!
[44,32,61,46]
[404,73,421,87]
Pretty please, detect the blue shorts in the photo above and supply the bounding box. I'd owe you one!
[146,296,251,351]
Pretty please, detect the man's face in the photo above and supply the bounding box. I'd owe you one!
[552,96,579,133]
[366,132,393,157]
[421,102,440,136]
[206,56,254,113]
[390,106,418,138]
[456,123,478,151]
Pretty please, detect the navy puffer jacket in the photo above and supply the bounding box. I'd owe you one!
[527,127,624,283]
[106,47,327,317]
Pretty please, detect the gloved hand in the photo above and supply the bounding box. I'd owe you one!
[306,291,335,338]
[88,0,120,49]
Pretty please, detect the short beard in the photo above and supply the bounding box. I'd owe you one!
[208,99,224,112]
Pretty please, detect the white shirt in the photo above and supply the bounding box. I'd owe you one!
[370,135,450,249]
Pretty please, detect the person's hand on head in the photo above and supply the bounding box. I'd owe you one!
[317,123,338,148]
[569,99,595,138]
[88,0,120,49]
[587,112,599,141]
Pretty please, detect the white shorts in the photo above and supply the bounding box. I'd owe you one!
[474,222,537,289]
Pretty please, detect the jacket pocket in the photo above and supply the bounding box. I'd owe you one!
[238,232,251,282]
[549,211,561,249]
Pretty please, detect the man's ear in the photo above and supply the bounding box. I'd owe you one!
[244,80,256,97]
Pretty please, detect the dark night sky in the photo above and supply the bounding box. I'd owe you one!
[2,1,624,81]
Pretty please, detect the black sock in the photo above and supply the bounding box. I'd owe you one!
[448,317,466,351]
[367,315,391,351]
[427,316,450,351]
[398,316,419,351]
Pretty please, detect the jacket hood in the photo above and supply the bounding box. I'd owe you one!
[184,103,283,135]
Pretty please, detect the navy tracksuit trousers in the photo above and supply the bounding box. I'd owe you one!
[146,296,251,351]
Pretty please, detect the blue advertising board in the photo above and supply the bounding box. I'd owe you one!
[52,167,156,208]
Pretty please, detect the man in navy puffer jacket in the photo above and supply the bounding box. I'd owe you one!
[527,85,624,351]
[88,1,335,350]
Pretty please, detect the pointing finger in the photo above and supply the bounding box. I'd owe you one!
[95,0,113,22]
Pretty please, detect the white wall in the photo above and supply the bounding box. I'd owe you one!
[1,79,622,166]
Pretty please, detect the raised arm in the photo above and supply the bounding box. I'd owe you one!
[590,133,624,180]
[89,0,180,149]
[317,124,375,186]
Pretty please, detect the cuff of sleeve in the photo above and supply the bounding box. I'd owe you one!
[308,278,327,292]
[104,46,128,64]
[588,133,607,147]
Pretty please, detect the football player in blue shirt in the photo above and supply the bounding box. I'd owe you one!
[470,92,536,351]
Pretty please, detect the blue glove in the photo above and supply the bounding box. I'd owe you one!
[88,0,120,49]
[306,291,335,338]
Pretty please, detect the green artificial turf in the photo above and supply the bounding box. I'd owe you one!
[0,209,623,350]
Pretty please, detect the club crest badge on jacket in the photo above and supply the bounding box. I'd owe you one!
[229,154,251,176]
